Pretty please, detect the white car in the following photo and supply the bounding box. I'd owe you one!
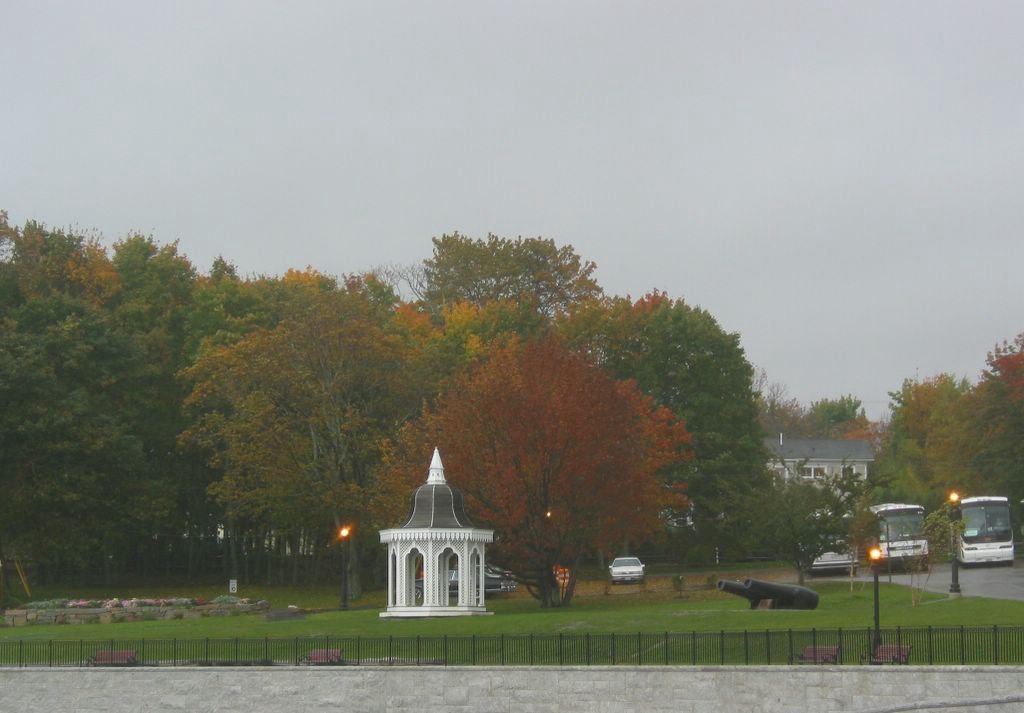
[608,556,645,584]
[810,548,858,575]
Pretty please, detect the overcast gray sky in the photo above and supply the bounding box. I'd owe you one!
[3,1,1022,420]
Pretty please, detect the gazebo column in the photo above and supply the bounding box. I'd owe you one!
[475,551,485,607]
[460,548,471,608]
[392,545,401,607]
[457,542,469,607]
[387,547,395,607]
[394,545,405,606]
[425,542,440,607]
[403,547,418,607]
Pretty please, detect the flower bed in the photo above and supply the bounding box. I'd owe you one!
[4,595,268,627]
[25,597,208,610]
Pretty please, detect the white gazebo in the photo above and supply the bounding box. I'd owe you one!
[379,448,495,617]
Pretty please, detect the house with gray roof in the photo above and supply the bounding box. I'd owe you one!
[764,436,873,482]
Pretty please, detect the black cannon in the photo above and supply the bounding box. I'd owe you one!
[716,577,819,610]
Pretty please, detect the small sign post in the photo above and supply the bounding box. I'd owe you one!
[229,579,238,594]
[553,565,570,600]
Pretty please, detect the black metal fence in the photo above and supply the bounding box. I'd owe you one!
[2,626,1024,667]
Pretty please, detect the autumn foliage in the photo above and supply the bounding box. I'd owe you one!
[382,337,692,606]
[8,212,1024,598]
[988,337,1024,403]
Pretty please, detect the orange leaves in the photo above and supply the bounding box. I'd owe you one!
[631,289,674,315]
[990,349,1024,403]
[392,303,434,343]
[381,337,694,579]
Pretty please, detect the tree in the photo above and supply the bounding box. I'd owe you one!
[844,498,881,590]
[1,215,120,307]
[752,472,864,585]
[755,374,810,438]
[104,235,206,579]
[0,217,158,583]
[961,333,1024,512]
[183,257,278,360]
[915,501,964,606]
[558,292,765,563]
[806,395,870,440]
[422,233,603,319]
[380,337,692,606]
[756,385,874,441]
[182,273,417,588]
[877,375,973,507]
[0,295,146,574]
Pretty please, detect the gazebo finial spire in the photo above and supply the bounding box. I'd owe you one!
[427,446,446,484]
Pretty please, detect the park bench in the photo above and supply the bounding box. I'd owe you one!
[792,645,840,664]
[90,650,137,666]
[300,648,344,665]
[866,644,911,665]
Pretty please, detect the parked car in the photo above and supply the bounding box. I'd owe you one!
[809,546,858,575]
[415,564,517,599]
[608,556,645,584]
[473,564,517,594]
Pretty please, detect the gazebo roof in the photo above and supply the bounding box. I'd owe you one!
[400,448,474,529]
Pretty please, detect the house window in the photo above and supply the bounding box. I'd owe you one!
[800,466,828,480]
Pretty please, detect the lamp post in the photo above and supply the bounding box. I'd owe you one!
[869,546,882,651]
[338,525,352,610]
[948,492,962,596]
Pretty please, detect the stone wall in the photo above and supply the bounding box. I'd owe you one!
[3,601,268,627]
[1,666,1022,713]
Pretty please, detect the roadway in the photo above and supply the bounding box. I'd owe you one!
[819,561,1024,600]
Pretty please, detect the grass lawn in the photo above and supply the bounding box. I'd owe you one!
[5,572,1024,642]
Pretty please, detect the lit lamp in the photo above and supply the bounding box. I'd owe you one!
[338,525,352,610]
[869,546,882,650]
[948,492,961,595]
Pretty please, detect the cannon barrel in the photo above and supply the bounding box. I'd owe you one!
[717,579,755,599]
[742,578,819,610]
[716,579,762,609]
[716,578,819,610]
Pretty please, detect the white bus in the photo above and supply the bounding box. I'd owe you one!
[957,496,1015,566]
[871,503,928,568]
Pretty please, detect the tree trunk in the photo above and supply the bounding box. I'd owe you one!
[228,520,239,582]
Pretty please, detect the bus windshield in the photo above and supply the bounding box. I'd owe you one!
[962,503,1012,543]
[878,512,924,542]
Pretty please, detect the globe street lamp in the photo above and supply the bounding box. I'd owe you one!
[338,525,352,610]
[948,492,962,596]
[868,546,882,651]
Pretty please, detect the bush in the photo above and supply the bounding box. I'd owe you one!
[25,599,68,610]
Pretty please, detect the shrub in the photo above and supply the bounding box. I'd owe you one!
[25,599,68,610]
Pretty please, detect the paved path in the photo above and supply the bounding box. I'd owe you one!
[819,561,1024,600]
